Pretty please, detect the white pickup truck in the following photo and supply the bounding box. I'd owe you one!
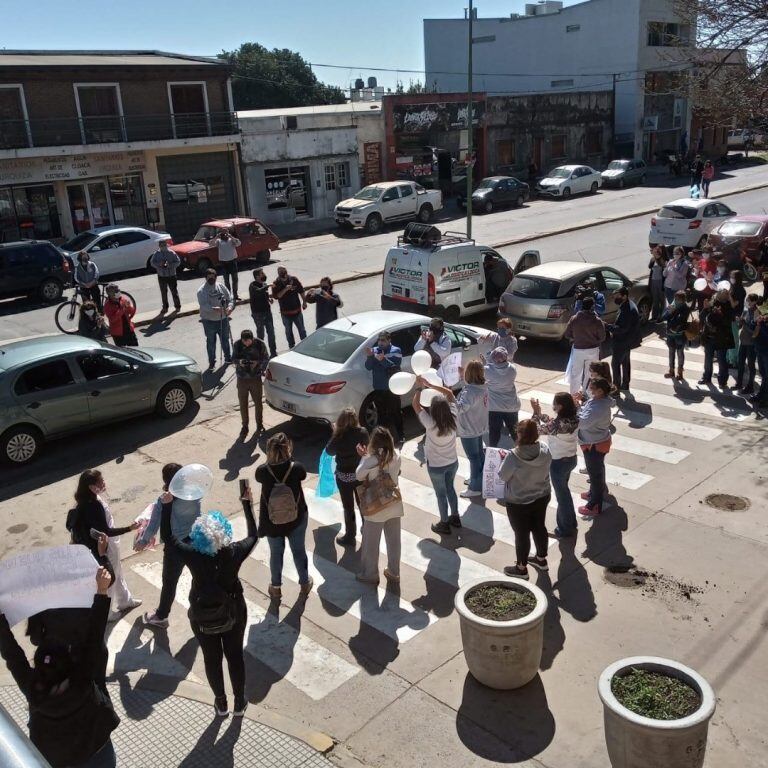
[334,181,442,235]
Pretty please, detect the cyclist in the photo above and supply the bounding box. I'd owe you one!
[75,251,102,311]
[104,284,138,347]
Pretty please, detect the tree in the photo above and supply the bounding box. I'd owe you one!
[395,79,437,95]
[219,43,346,109]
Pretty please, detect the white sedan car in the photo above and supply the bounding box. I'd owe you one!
[60,226,172,276]
[537,164,602,199]
[265,311,489,429]
[648,198,736,250]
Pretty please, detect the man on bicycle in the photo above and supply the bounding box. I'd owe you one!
[75,251,102,311]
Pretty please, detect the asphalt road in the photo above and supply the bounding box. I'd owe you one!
[2,161,767,343]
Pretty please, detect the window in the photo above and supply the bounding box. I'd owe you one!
[509,276,560,300]
[716,221,762,237]
[114,231,150,246]
[0,85,30,148]
[291,328,365,364]
[168,83,210,138]
[586,128,603,155]
[0,184,61,243]
[264,166,310,215]
[444,326,472,350]
[703,204,718,218]
[716,204,734,217]
[336,162,349,188]
[325,164,336,191]
[551,79,574,88]
[286,115,298,130]
[91,235,120,251]
[75,85,123,143]
[76,353,133,381]
[14,360,75,395]
[399,185,413,198]
[647,22,691,47]
[108,174,146,227]
[551,134,567,159]
[382,187,399,202]
[390,326,422,357]
[657,205,698,219]
[496,139,515,166]
[600,269,625,293]
[166,177,226,207]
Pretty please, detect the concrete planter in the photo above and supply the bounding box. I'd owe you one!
[454,577,547,690]
[598,656,716,768]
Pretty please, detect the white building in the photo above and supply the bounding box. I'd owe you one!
[424,0,694,160]
[238,102,385,226]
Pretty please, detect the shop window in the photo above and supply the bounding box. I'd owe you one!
[586,128,603,155]
[496,139,515,166]
[14,360,75,395]
[75,85,123,143]
[108,174,146,227]
[166,177,225,206]
[264,166,310,216]
[0,185,60,243]
[647,22,690,47]
[551,134,567,160]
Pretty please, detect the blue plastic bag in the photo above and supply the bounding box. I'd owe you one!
[316,449,338,498]
[690,184,701,199]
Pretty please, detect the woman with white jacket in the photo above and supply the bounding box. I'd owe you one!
[355,427,403,585]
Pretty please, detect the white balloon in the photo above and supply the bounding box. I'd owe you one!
[388,371,416,396]
[421,369,443,387]
[411,350,433,375]
[717,280,731,292]
[419,388,440,407]
[168,463,214,501]
[693,277,707,292]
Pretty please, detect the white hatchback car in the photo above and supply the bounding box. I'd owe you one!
[648,198,736,250]
[537,164,602,199]
[264,311,489,429]
[60,226,172,276]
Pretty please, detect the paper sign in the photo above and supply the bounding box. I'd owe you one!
[482,446,509,500]
[438,352,462,387]
[0,545,99,627]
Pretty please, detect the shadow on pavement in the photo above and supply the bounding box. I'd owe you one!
[179,715,243,768]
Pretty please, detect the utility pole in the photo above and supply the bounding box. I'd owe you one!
[466,0,474,239]
[611,72,617,159]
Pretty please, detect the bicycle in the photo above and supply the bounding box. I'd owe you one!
[55,283,137,334]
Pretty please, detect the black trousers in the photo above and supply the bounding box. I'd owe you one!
[506,495,550,565]
[192,596,247,700]
[157,544,186,620]
[158,276,181,311]
[611,346,632,388]
[221,261,239,298]
[82,284,102,312]
[337,476,361,537]
[373,389,403,439]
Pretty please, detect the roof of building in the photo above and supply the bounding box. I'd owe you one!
[237,102,382,119]
[0,50,225,67]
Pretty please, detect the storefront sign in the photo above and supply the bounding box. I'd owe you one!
[0,151,146,185]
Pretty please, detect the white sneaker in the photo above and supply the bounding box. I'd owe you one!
[460,489,481,499]
[119,598,142,612]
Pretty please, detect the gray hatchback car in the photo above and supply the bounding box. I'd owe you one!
[0,336,202,464]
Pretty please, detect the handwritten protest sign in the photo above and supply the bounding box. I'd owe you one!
[482,447,508,500]
[438,352,462,387]
[0,546,99,627]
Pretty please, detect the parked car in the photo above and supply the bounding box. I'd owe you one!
[649,198,736,250]
[59,226,172,276]
[0,336,202,465]
[727,129,763,150]
[537,165,603,199]
[498,261,651,341]
[456,176,530,213]
[334,181,443,235]
[707,215,768,281]
[264,311,487,430]
[601,159,647,188]
[172,217,280,274]
[0,240,72,302]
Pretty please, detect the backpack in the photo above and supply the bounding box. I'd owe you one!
[267,463,299,525]
[188,558,237,635]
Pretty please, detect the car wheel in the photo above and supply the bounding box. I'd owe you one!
[156,381,192,417]
[484,200,494,214]
[39,278,63,302]
[638,297,652,325]
[743,261,759,283]
[196,257,213,275]
[561,187,571,200]
[359,394,380,432]
[1,425,42,465]
[515,195,524,208]
[257,249,271,263]
[445,305,461,322]
[364,214,383,235]
[590,182,599,194]
[417,204,433,223]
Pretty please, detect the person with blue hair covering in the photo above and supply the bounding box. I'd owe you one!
[160,484,257,718]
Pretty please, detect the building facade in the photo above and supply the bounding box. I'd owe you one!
[238,102,384,225]
[0,51,243,243]
[424,0,695,162]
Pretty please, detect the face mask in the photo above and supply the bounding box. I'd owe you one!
[497,327,508,337]
[206,276,216,285]
[85,309,95,317]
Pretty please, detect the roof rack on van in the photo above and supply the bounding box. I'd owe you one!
[398,222,475,250]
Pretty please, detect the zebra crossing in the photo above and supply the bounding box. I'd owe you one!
[106,338,753,703]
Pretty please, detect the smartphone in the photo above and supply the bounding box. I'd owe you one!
[89,528,102,540]
[239,478,250,496]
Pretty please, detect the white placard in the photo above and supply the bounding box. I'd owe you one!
[482,446,509,500]
[438,352,462,387]
[0,545,99,627]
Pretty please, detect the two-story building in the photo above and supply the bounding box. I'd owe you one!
[0,50,244,243]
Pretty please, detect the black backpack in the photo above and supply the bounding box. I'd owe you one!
[188,558,237,635]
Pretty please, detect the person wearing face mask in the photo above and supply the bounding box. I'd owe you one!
[750,313,768,406]
[74,251,102,311]
[365,331,404,442]
[727,270,746,368]
[150,239,182,314]
[760,272,768,306]
[661,290,691,379]
[272,267,307,348]
[306,276,342,329]
[232,329,269,437]
[662,247,690,306]
[607,287,640,393]
[415,317,451,368]
[699,289,735,389]
[479,317,518,360]
[103,283,137,347]
[248,268,277,357]
[563,296,606,395]
[210,228,242,301]
[197,268,234,370]
[736,293,759,394]
[77,300,108,341]
[647,246,668,322]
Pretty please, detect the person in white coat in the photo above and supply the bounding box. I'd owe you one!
[414,317,451,368]
[355,427,403,585]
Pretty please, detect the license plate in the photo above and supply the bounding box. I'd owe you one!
[281,401,296,413]
[517,322,531,331]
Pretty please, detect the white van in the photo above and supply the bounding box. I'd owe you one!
[381,224,540,321]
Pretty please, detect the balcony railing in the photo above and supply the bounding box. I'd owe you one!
[0,111,239,150]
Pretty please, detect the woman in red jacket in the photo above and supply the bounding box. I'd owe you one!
[103,283,138,346]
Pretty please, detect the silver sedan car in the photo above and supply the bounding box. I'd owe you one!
[264,311,490,429]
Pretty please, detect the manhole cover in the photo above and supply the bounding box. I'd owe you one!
[704,494,750,511]
[604,565,647,588]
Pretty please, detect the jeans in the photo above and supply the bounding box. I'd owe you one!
[650,281,665,320]
[427,461,459,522]
[506,495,550,565]
[667,334,685,370]
[702,343,728,385]
[158,275,180,311]
[488,410,518,448]
[220,260,239,298]
[337,475,360,538]
[281,313,306,348]
[756,347,768,403]
[252,311,277,357]
[267,516,309,587]
[237,377,263,427]
[702,179,711,197]
[202,318,232,367]
[550,456,577,535]
[460,436,485,492]
[611,346,632,389]
[583,446,607,511]
[76,739,116,768]
[372,389,403,440]
[664,286,678,306]
[156,544,186,620]
[736,344,756,390]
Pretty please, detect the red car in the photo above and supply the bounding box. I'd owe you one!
[707,214,768,281]
[173,217,280,274]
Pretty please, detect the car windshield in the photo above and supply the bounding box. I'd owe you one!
[510,276,561,300]
[717,221,763,237]
[607,161,629,170]
[476,179,497,189]
[62,232,98,251]
[549,168,572,179]
[354,186,383,201]
[658,205,698,220]
[194,226,218,242]
[117,348,153,361]
[292,328,365,364]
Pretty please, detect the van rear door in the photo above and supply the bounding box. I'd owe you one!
[382,246,429,306]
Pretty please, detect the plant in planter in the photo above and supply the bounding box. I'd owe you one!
[454,577,547,690]
[598,656,716,768]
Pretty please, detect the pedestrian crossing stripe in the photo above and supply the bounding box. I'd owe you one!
[632,351,705,373]
[611,411,721,441]
[132,561,359,701]
[623,368,754,402]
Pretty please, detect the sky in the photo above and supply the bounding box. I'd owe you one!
[1,0,581,91]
